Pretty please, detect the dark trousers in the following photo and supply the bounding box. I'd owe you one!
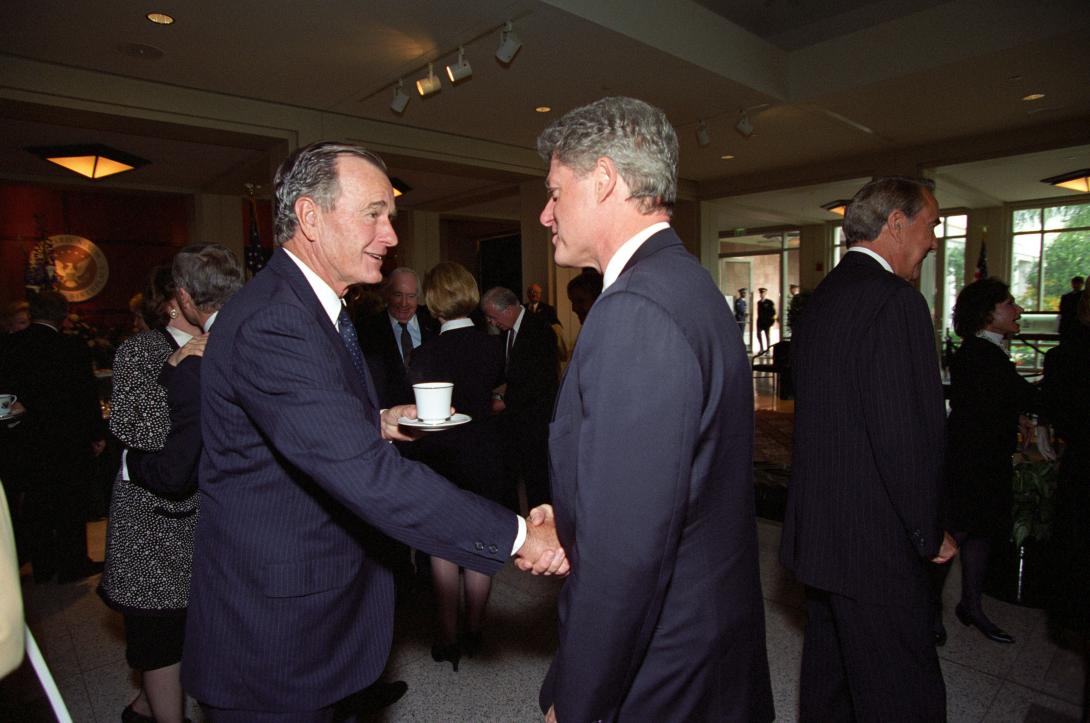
[203,704,338,723]
[800,587,946,723]
[23,470,91,580]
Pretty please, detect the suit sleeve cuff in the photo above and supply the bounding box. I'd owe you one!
[511,515,527,556]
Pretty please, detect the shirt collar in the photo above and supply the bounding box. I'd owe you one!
[203,310,219,332]
[283,247,343,327]
[602,222,671,291]
[440,317,475,334]
[388,311,419,331]
[847,245,894,273]
[512,305,526,335]
[165,326,193,348]
[977,329,1006,350]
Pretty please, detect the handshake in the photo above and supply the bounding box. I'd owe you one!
[514,504,570,576]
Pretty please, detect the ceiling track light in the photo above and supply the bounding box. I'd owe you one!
[821,199,851,216]
[1041,169,1090,193]
[696,120,711,147]
[416,63,441,96]
[390,79,410,114]
[446,46,473,83]
[496,20,522,64]
[735,111,754,139]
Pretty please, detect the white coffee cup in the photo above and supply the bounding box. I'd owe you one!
[0,394,16,416]
[412,382,453,423]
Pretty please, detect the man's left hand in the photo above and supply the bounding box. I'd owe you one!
[380,405,419,442]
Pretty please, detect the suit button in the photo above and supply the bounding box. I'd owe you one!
[488,544,498,554]
[474,541,484,551]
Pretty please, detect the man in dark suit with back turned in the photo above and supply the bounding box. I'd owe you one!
[535,97,773,722]
[480,286,558,509]
[357,266,437,408]
[183,142,567,722]
[0,291,105,583]
[781,176,959,722]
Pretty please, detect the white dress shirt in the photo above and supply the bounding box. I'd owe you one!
[602,221,671,291]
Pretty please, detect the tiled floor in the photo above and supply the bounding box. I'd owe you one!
[2,379,1084,721]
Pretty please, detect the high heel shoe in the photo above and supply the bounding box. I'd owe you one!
[460,630,483,658]
[431,642,461,671]
[955,603,1014,644]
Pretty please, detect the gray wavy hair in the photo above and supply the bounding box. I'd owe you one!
[172,243,244,312]
[536,97,678,216]
[273,141,388,245]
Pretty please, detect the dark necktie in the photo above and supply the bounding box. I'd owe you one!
[506,329,515,366]
[337,308,369,383]
[398,322,413,366]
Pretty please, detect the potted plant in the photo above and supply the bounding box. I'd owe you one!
[986,456,1058,606]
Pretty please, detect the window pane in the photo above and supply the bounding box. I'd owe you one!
[1043,202,1090,231]
[946,214,967,237]
[1011,233,1041,309]
[1013,208,1042,233]
[943,238,965,336]
[1043,229,1090,310]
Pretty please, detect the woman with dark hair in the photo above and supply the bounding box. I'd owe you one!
[99,247,242,723]
[945,277,1038,644]
[406,261,505,671]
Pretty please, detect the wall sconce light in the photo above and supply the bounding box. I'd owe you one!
[26,144,149,180]
[496,21,522,64]
[446,46,473,83]
[696,121,711,148]
[390,80,410,113]
[1041,169,1090,193]
[821,200,851,216]
[416,63,441,96]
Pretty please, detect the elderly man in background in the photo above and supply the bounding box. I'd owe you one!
[183,141,566,722]
[481,286,558,510]
[357,267,437,407]
[781,176,958,722]
[534,96,773,722]
[524,282,559,325]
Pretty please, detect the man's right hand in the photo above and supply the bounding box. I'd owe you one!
[515,504,570,576]
[931,531,958,564]
[168,334,208,367]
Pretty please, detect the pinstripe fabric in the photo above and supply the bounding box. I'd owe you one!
[781,251,947,721]
[182,249,518,713]
[781,251,945,606]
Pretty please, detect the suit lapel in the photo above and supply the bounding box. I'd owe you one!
[268,250,381,412]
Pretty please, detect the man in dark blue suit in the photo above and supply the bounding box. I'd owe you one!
[781,177,959,721]
[183,142,567,722]
[535,97,773,722]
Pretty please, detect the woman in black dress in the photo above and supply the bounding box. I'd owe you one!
[407,262,505,671]
[945,277,1038,644]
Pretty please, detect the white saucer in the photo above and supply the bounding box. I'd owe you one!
[398,413,471,431]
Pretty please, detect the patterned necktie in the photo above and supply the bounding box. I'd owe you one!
[337,308,369,383]
[398,322,413,367]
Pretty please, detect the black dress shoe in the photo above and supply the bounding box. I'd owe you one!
[335,680,408,717]
[955,604,1014,644]
[431,642,461,671]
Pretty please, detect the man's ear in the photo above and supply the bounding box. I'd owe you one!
[295,196,320,241]
[886,208,907,240]
[594,157,618,204]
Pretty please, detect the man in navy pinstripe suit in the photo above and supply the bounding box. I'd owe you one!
[781,176,958,722]
[182,142,567,722]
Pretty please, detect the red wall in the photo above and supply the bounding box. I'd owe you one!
[0,182,190,335]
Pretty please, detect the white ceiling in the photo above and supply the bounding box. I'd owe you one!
[1,0,1088,225]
